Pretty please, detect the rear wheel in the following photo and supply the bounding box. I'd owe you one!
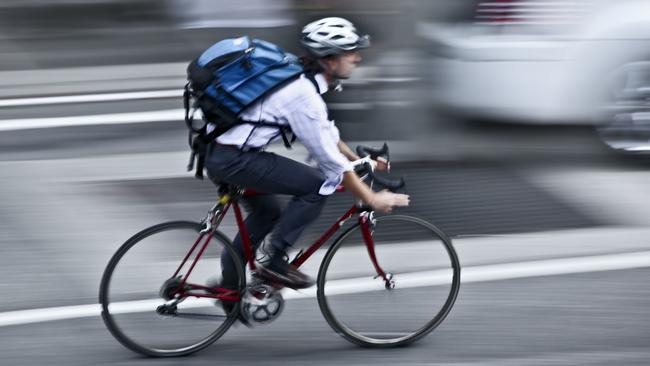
[99,221,245,357]
[317,215,460,347]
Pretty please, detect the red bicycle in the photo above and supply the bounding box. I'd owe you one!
[99,144,461,357]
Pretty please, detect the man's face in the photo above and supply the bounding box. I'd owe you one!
[324,51,362,80]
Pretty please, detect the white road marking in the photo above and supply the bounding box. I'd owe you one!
[0,99,411,131]
[179,19,295,29]
[0,90,181,107]
[0,74,418,108]
[0,109,184,131]
[0,303,101,328]
[1,250,650,328]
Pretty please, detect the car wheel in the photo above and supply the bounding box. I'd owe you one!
[596,60,650,154]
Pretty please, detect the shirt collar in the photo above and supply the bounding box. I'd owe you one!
[314,73,329,95]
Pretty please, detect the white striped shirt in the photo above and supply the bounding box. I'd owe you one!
[215,73,353,195]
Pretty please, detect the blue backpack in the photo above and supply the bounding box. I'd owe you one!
[184,36,308,178]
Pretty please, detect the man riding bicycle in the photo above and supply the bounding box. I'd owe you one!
[205,17,410,290]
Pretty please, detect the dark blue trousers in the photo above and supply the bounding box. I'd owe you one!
[205,144,328,287]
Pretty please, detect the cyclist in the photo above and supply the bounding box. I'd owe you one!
[205,17,410,290]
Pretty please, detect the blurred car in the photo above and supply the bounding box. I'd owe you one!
[418,0,650,153]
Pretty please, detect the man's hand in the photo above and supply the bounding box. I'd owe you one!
[369,190,410,214]
[369,156,389,172]
[373,156,390,172]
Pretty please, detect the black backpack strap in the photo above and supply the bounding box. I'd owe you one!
[304,72,320,94]
[187,123,225,179]
[250,121,295,149]
[304,71,332,121]
[278,127,293,149]
[183,82,198,130]
[185,84,195,165]
[188,135,207,179]
[183,82,192,127]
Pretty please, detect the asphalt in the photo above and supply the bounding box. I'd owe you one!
[1,269,649,365]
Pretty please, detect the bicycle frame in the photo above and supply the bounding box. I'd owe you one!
[167,188,393,302]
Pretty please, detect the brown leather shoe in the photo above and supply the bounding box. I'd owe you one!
[256,263,315,290]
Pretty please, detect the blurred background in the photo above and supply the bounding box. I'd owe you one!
[1,1,650,365]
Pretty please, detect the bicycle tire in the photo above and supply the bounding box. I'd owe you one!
[99,221,245,357]
[316,214,460,348]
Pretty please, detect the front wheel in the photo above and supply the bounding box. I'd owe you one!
[317,215,460,347]
[99,221,245,357]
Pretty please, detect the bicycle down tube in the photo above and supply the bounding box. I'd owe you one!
[290,205,359,268]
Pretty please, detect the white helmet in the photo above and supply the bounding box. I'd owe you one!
[301,17,370,57]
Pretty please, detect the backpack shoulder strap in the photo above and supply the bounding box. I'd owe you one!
[303,71,332,121]
[304,72,321,94]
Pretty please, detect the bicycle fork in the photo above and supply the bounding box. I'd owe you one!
[359,212,395,290]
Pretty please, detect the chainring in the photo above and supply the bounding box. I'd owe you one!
[241,284,285,324]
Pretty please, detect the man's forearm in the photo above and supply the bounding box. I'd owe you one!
[337,140,359,162]
[342,170,374,204]
[342,169,411,214]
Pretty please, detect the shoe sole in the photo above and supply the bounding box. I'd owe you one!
[256,266,315,290]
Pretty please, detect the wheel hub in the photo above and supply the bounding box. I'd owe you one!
[159,276,184,300]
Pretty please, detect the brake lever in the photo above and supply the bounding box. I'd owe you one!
[363,162,405,192]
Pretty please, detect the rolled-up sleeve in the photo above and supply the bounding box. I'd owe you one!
[286,94,353,195]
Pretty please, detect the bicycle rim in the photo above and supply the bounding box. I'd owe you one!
[99,221,245,357]
[317,215,460,347]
